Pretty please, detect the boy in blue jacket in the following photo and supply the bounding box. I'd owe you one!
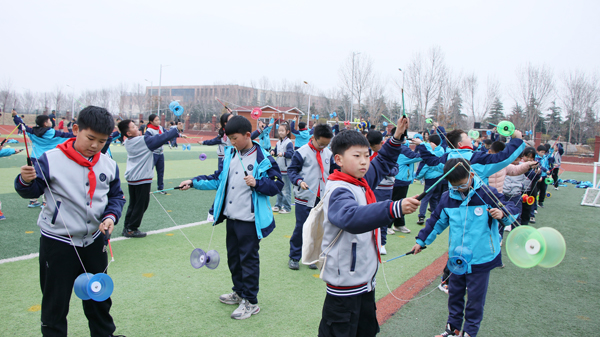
[15,106,126,337]
[290,117,314,149]
[412,158,519,337]
[534,145,553,208]
[318,118,420,337]
[179,115,283,320]
[391,133,422,233]
[415,134,444,224]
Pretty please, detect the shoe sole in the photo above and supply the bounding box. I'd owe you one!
[232,306,260,320]
[220,299,242,305]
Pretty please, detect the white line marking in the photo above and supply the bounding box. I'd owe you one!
[0,220,212,265]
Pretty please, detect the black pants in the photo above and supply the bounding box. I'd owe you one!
[226,219,261,304]
[153,153,165,190]
[318,290,379,337]
[538,180,548,203]
[521,201,532,226]
[124,183,151,231]
[392,185,409,227]
[551,167,560,188]
[39,235,115,337]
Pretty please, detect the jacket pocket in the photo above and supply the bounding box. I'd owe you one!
[350,242,357,272]
[51,201,62,225]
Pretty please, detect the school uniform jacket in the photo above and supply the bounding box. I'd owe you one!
[415,143,444,181]
[290,120,314,148]
[320,137,406,296]
[394,143,422,187]
[145,125,167,155]
[287,144,336,207]
[416,138,526,182]
[124,128,181,185]
[274,137,294,174]
[251,118,275,150]
[416,176,519,274]
[14,146,125,247]
[190,141,284,239]
[24,126,74,159]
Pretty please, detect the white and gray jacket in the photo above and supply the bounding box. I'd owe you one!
[145,125,167,155]
[274,138,294,174]
[287,144,336,207]
[124,128,180,185]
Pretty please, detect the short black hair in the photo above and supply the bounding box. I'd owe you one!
[444,158,471,184]
[77,106,115,135]
[331,129,370,156]
[148,114,159,123]
[523,147,537,158]
[369,124,376,130]
[490,141,505,153]
[483,139,493,146]
[118,119,133,137]
[225,115,252,135]
[36,115,50,127]
[446,129,466,149]
[537,145,547,152]
[313,124,333,140]
[298,121,307,129]
[429,134,441,146]
[366,130,383,146]
[544,143,551,152]
[390,127,396,135]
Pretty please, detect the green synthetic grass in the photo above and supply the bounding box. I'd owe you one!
[380,171,600,336]
[0,143,447,336]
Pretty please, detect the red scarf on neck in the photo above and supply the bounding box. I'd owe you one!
[147,124,162,134]
[57,138,100,208]
[459,145,472,150]
[328,169,380,262]
[308,141,326,183]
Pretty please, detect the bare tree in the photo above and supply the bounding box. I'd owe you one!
[339,53,375,120]
[0,79,14,124]
[560,70,600,144]
[513,63,554,132]
[53,86,65,116]
[23,90,37,113]
[403,46,447,129]
[116,83,129,115]
[462,74,499,125]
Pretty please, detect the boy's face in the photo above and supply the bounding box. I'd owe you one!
[73,126,109,157]
[370,142,382,153]
[127,122,139,138]
[430,142,437,151]
[277,126,287,139]
[458,133,472,148]
[449,172,474,193]
[335,145,370,179]
[44,119,52,128]
[229,132,252,151]
[311,136,331,150]
[538,150,546,156]
[151,117,160,126]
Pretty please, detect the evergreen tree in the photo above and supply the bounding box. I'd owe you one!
[547,101,563,137]
[486,97,504,125]
[449,92,465,129]
[509,103,525,129]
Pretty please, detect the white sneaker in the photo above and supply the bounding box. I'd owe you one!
[207,212,214,222]
[534,210,538,214]
[219,292,242,305]
[278,209,290,214]
[231,299,260,320]
[271,206,280,212]
[380,246,387,255]
[504,226,512,232]
[438,283,449,294]
[393,225,411,234]
[554,187,559,190]
[386,228,395,235]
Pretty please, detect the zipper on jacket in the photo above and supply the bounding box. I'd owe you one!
[51,201,62,225]
[489,234,495,254]
[350,242,357,272]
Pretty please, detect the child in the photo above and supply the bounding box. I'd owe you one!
[0,143,23,220]
[252,118,276,152]
[391,134,421,233]
[290,117,314,150]
[287,124,336,270]
[12,109,24,134]
[318,119,421,337]
[520,147,542,225]
[201,113,233,166]
[178,115,283,320]
[415,134,444,224]
[145,114,168,193]
[24,115,76,208]
[367,130,399,255]
[534,145,552,208]
[502,150,539,230]
[412,158,519,337]
[118,119,184,238]
[14,106,126,337]
[550,142,563,190]
[271,123,294,214]
[487,141,532,193]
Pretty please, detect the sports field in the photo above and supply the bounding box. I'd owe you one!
[0,142,598,336]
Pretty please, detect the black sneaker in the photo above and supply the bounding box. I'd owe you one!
[417,216,425,225]
[122,228,147,238]
[435,323,461,337]
[288,259,299,270]
[538,202,544,208]
[308,264,318,270]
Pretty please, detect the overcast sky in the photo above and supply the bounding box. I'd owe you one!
[2,0,599,107]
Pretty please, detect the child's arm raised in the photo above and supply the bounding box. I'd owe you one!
[364,117,410,188]
[470,133,525,178]
[290,119,300,135]
[144,127,181,152]
[328,188,420,234]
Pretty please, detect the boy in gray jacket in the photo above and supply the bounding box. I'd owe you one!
[118,119,183,237]
[318,118,420,337]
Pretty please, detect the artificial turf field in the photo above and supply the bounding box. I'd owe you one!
[0,142,598,336]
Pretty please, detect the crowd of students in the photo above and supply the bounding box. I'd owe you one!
[6,106,564,336]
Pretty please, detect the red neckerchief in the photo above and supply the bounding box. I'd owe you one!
[369,151,378,161]
[147,124,162,134]
[459,145,472,150]
[308,141,326,183]
[57,138,100,208]
[328,169,380,262]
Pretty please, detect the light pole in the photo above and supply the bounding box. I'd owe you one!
[350,52,360,121]
[303,81,312,117]
[145,79,153,115]
[66,85,75,117]
[157,64,170,116]
[398,68,405,119]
